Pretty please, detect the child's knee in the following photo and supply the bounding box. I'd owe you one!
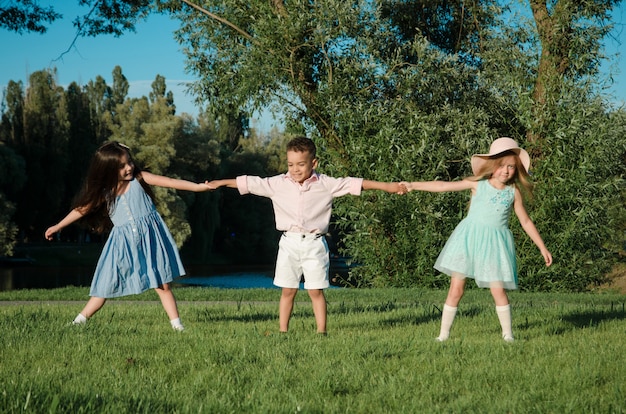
[307,289,326,304]
[281,287,298,299]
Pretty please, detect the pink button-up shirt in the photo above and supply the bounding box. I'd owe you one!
[236,172,363,234]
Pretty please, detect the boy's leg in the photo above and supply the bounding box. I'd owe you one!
[279,288,298,332]
[307,289,327,334]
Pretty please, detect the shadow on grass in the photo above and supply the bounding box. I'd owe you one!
[517,305,626,337]
[562,308,626,328]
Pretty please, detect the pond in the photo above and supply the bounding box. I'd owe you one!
[0,260,351,291]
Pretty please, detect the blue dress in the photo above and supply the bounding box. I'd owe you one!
[89,178,185,298]
[434,179,518,289]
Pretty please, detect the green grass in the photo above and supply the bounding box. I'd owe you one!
[1,287,625,413]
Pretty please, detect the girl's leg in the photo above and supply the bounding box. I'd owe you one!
[307,289,327,334]
[445,275,466,307]
[437,275,466,341]
[490,285,513,341]
[73,297,107,323]
[155,283,184,331]
[279,288,298,333]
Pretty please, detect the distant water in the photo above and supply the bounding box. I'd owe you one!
[0,261,348,291]
[174,273,340,289]
[175,273,279,289]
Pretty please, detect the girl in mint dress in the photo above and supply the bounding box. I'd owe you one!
[401,138,553,342]
[45,142,212,331]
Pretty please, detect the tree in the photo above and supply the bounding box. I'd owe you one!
[105,73,196,247]
[170,0,624,290]
[0,145,26,255]
[528,0,621,144]
[0,0,156,35]
[2,1,623,289]
[9,70,70,241]
[0,0,60,34]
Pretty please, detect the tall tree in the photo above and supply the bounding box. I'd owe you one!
[14,70,70,240]
[64,81,99,229]
[0,80,25,147]
[529,0,620,143]
[106,74,194,246]
[84,75,113,142]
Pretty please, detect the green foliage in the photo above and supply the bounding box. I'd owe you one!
[0,144,25,256]
[517,95,626,291]
[1,1,624,293]
[210,134,289,264]
[0,1,60,34]
[0,193,18,256]
[0,66,232,260]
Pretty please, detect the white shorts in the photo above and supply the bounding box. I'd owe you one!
[274,232,330,290]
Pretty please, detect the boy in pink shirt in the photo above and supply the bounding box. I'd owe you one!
[209,136,405,334]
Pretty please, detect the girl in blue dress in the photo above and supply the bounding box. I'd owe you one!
[401,138,553,342]
[45,142,212,331]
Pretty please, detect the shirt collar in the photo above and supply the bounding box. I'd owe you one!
[285,171,320,184]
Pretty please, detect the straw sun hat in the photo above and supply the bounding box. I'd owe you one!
[470,137,530,176]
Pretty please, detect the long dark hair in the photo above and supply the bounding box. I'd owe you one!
[72,142,156,234]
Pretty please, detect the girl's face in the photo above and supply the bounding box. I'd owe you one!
[492,155,517,186]
[287,150,318,184]
[118,153,135,182]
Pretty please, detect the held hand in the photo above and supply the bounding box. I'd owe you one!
[389,182,408,195]
[399,181,413,192]
[204,180,220,190]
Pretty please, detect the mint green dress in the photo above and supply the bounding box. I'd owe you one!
[434,180,518,289]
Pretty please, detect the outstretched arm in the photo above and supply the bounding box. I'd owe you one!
[513,189,553,267]
[362,180,406,194]
[400,179,476,193]
[141,171,213,192]
[207,179,238,189]
[45,208,87,240]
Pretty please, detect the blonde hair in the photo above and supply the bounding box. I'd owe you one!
[469,150,534,200]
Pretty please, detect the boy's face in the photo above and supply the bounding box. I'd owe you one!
[287,150,318,184]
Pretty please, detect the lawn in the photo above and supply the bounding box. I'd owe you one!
[0,287,624,413]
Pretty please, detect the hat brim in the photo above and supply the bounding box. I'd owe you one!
[471,148,530,176]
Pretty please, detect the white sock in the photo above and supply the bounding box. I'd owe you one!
[496,304,513,340]
[170,318,184,331]
[437,304,457,341]
[73,313,87,325]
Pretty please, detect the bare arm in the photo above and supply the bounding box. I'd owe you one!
[45,208,87,240]
[142,171,212,192]
[207,179,238,189]
[362,180,406,194]
[513,189,553,266]
[400,179,477,193]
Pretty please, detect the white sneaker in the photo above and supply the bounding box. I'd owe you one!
[172,324,185,332]
[435,335,449,342]
[503,334,514,342]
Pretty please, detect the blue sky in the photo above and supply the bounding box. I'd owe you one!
[1,2,625,131]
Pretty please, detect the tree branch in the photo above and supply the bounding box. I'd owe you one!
[180,0,253,41]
